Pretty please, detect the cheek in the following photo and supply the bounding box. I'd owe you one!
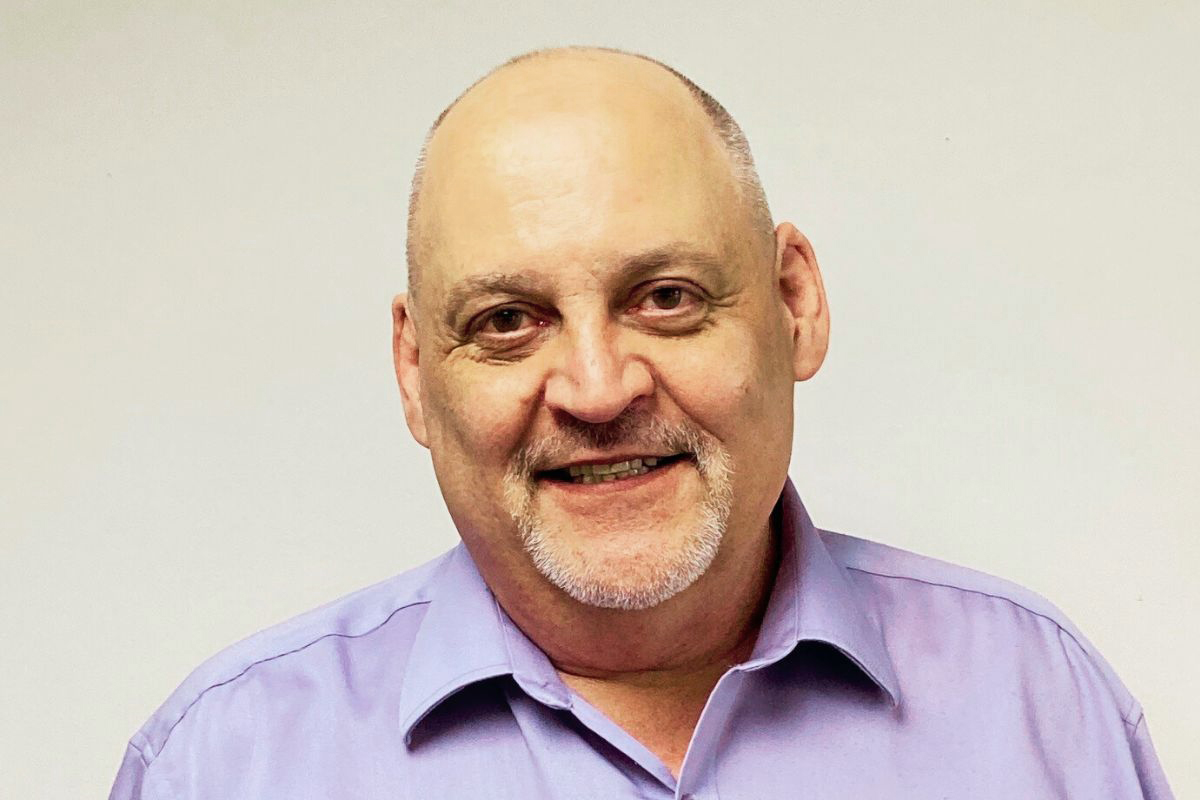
[655,326,790,443]
[424,362,542,463]
[652,324,795,532]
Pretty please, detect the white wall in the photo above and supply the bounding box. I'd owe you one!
[2,1,1196,796]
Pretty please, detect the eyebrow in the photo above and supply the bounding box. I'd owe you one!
[614,243,728,285]
[441,272,556,328]
[441,243,730,327]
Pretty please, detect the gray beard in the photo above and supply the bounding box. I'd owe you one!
[502,416,734,610]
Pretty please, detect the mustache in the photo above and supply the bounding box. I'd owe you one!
[511,413,711,477]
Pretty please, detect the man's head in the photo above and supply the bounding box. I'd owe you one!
[393,46,829,611]
[405,47,775,301]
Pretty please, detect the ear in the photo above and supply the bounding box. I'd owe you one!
[392,293,430,447]
[774,222,830,381]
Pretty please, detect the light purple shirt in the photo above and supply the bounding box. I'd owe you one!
[110,480,1174,798]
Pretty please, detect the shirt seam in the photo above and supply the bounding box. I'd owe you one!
[496,596,521,675]
[146,598,431,764]
[844,565,1140,724]
[1123,700,1145,730]
[845,566,1089,648]
[130,734,152,768]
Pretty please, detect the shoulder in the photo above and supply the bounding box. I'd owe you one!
[126,548,453,767]
[822,528,1079,632]
[820,529,1141,726]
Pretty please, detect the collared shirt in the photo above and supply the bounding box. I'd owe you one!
[109,480,1174,799]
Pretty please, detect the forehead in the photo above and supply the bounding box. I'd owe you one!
[416,57,748,301]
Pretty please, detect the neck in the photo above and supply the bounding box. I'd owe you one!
[494,517,778,777]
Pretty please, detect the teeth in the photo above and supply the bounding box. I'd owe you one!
[566,464,659,483]
[559,456,674,484]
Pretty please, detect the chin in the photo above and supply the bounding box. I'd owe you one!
[498,416,738,610]
[516,507,728,611]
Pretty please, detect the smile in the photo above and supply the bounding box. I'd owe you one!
[539,454,689,485]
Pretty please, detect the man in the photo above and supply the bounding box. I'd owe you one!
[110,46,1173,799]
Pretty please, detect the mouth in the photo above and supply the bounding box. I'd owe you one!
[536,453,691,485]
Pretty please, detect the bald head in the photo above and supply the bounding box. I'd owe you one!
[405,47,774,299]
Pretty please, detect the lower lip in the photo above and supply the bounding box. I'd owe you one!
[538,458,689,495]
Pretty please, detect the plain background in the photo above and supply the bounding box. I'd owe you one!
[2,1,1197,797]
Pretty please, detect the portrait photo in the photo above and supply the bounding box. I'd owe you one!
[1,2,1195,797]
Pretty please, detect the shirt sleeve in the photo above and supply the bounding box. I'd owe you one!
[1127,712,1176,800]
[108,741,150,800]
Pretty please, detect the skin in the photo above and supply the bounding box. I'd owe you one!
[392,50,829,776]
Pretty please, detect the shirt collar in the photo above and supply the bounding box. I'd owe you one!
[398,478,899,743]
[397,544,569,744]
[745,479,900,706]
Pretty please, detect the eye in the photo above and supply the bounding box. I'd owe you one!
[486,307,528,333]
[648,286,683,310]
[471,305,547,345]
[630,282,703,315]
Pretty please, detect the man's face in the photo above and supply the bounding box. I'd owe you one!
[399,58,807,610]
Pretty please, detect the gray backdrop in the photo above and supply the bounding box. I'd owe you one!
[2,1,1196,796]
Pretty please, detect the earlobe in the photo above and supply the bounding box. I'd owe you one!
[392,294,430,447]
[774,223,830,381]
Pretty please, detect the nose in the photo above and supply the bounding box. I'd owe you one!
[543,321,654,423]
